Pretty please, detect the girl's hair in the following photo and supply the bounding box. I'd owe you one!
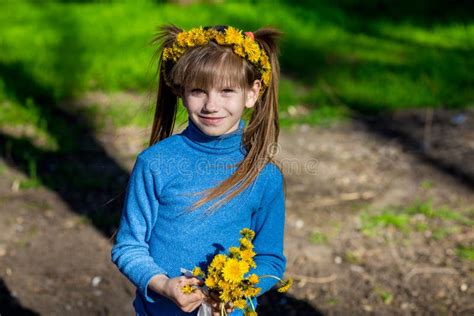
[149,24,283,212]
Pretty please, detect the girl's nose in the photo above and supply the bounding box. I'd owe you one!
[203,92,219,112]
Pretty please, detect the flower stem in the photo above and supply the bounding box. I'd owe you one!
[247,296,256,311]
[259,275,283,282]
[220,302,227,316]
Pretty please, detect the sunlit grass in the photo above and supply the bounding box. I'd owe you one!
[0,0,472,139]
[359,200,473,239]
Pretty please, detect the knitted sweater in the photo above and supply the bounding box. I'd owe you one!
[111,118,286,316]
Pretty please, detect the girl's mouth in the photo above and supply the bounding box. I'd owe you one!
[199,116,225,125]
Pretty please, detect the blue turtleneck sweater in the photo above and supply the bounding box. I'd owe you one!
[111,118,286,316]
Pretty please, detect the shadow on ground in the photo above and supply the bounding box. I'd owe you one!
[258,290,323,316]
[355,109,474,190]
[0,278,40,316]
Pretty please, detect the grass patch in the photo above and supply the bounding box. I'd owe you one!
[360,210,410,236]
[344,250,363,265]
[374,288,394,305]
[360,199,473,237]
[419,180,435,190]
[405,200,472,225]
[1,98,59,150]
[325,298,339,306]
[19,157,42,190]
[456,245,474,261]
[309,231,328,245]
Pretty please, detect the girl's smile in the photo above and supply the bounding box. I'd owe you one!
[198,115,225,126]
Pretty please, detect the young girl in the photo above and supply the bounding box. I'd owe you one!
[111,24,286,316]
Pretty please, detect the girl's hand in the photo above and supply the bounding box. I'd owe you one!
[149,274,204,313]
[205,291,234,315]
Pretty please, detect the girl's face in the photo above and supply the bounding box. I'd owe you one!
[183,80,261,137]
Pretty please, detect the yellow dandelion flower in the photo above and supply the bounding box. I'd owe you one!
[248,260,257,269]
[207,267,219,280]
[176,32,188,47]
[192,266,204,278]
[230,286,243,298]
[239,237,253,250]
[170,45,185,62]
[244,310,257,316]
[233,299,247,309]
[261,71,271,86]
[193,29,208,45]
[243,36,253,49]
[225,26,243,45]
[205,275,216,288]
[243,38,261,64]
[248,274,259,284]
[259,53,271,70]
[184,28,201,46]
[220,288,232,302]
[250,287,261,296]
[218,279,231,291]
[233,45,245,58]
[162,47,172,61]
[205,29,218,38]
[210,254,227,271]
[277,278,293,293]
[214,32,226,45]
[229,246,241,259]
[247,47,261,63]
[240,228,255,240]
[181,284,195,294]
[240,249,256,262]
[222,258,249,284]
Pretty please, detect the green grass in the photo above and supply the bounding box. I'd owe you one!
[309,231,328,245]
[0,0,473,140]
[419,180,435,190]
[456,245,474,261]
[360,199,473,238]
[374,288,394,305]
[361,210,411,235]
[18,156,42,190]
[405,200,473,225]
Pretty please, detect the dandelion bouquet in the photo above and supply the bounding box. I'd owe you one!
[182,228,292,316]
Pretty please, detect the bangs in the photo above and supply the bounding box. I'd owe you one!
[171,44,248,91]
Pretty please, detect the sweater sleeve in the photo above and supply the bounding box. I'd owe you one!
[251,164,287,295]
[111,155,167,303]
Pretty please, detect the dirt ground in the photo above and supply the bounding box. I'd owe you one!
[0,97,473,315]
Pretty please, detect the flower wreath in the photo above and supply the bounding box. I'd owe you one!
[161,26,272,93]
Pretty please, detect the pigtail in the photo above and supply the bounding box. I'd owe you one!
[249,27,282,154]
[148,25,182,146]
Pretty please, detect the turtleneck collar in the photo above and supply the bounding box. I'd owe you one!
[182,117,246,155]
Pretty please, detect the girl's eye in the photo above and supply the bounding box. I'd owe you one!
[222,88,235,94]
[191,88,205,95]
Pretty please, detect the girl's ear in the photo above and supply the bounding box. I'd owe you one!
[245,80,261,109]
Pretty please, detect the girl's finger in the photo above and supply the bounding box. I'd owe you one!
[185,276,203,286]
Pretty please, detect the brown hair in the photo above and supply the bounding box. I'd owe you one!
[149,24,284,212]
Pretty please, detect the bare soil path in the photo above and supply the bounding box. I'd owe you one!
[0,99,472,315]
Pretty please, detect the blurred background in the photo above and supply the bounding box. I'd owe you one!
[0,0,473,315]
